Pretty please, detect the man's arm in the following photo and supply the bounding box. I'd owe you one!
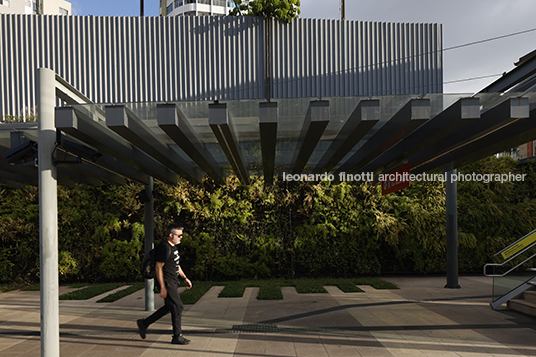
[178,266,192,289]
[155,262,167,298]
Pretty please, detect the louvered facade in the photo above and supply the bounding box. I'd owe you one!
[0,14,442,119]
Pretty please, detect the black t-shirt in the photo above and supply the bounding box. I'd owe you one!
[155,241,180,285]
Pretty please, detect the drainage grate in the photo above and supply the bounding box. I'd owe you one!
[501,310,536,330]
[231,323,279,333]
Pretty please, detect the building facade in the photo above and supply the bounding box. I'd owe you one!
[0,15,442,118]
[0,0,71,15]
[161,0,236,16]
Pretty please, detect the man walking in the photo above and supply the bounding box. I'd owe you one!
[137,223,192,345]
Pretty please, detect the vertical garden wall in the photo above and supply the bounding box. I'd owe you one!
[1,156,536,284]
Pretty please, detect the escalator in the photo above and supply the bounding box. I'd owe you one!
[484,228,536,310]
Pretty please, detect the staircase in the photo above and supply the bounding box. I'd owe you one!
[508,282,536,317]
[484,229,536,311]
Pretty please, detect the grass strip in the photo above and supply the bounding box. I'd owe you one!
[354,277,398,289]
[257,283,284,300]
[180,281,215,305]
[97,282,145,303]
[0,283,21,293]
[293,279,328,294]
[59,283,126,300]
[218,281,246,298]
[330,279,364,293]
[68,283,90,289]
[15,277,397,305]
[20,284,40,291]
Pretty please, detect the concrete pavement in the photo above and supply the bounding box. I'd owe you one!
[2,276,536,356]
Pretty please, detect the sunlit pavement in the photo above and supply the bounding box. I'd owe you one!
[2,276,536,356]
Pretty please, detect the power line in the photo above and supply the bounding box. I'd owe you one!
[444,74,504,85]
[209,26,536,97]
[444,27,536,52]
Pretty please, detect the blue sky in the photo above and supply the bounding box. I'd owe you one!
[71,0,536,94]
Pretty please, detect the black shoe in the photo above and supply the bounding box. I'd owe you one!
[171,335,190,345]
[137,319,147,339]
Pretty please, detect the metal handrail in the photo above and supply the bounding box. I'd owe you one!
[484,240,536,277]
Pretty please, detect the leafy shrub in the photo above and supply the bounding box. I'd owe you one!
[2,157,536,283]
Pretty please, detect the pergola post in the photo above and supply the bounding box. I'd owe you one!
[144,177,154,311]
[38,68,60,356]
[445,162,460,289]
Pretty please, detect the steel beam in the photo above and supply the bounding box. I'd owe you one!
[106,105,201,183]
[337,98,430,175]
[209,103,250,184]
[0,177,27,188]
[157,103,224,184]
[363,97,480,174]
[445,162,460,289]
[144,177,154,312]
[259,102,278,185]
[413,97,530,173]
[56,107,171,185]
[292,100,330,174]
[314,99,380,174]
[481,55,536,93]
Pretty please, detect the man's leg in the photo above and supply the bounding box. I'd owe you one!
[137,304,170,339]
[166,286,189,344]
[166,286,184,336]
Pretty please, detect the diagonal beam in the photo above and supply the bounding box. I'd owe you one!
[56,166,102,186]
[411,97,530,172]
[259,102,278,185]
[157,103,224,184]
[55,107,171,185]
[362,97,480,174]
[314,99,380,174]
[53,150,127,185]
[0,177,27,188]
[413,98,532,173]
[209,103,250,184]
[292,100,330,174]
[336,98,430,175]
[106,105,201,183]
[0,158,38,186]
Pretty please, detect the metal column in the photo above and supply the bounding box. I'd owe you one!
[38,68,60,356]
[144,177,155,311]
[445,162,460,289]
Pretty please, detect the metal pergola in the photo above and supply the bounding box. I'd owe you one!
[1,60,536,355]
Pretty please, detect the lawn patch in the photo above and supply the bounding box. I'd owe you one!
[293,279,328,294]
[219,281,247,298]
[355,277,398,289]
[97,282,145,303]
[59,283,126,300]
[329,279,364,293]
[257,283,284,300]
[180,281,215,304]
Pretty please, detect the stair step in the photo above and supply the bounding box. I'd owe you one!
[525,290,536,304]
[508,299,536,318]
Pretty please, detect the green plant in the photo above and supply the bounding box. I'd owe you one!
[354,277,398,289]
[179,281,215,305]
[229,0,301,23]
[257,283,283,300]
[219,281,247,297]
[59,283,126,300]
[97,282,145,303]
[99,223,143,281]
[58,251,79,282]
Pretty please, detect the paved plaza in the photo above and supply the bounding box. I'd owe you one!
[2,276,536,356]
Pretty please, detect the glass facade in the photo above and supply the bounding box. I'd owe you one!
[166,0,230,16]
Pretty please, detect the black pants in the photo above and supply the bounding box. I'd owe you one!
[142,280,184,337]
